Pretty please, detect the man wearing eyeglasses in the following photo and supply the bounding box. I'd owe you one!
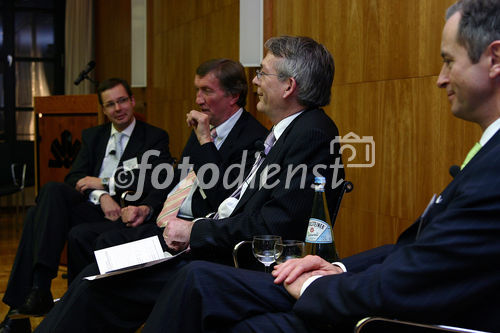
[34,36,345,333]
[0,78,173,333]
[133,1,500,332]
[65,59,268,281]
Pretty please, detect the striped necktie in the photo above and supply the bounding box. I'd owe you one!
[156,170,197,227]
[212,131,276,219]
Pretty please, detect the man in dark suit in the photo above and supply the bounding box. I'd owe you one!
[66,59,268,277]
[0,78,173,333]
[136,1,500,332]
[34,36,345,332]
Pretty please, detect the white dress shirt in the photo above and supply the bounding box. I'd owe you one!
[89,118,136,204]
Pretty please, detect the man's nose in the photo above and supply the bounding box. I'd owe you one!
[436,65,449,88]
[252,75,259,85]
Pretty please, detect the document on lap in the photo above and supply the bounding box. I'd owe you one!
[84,236,185,280]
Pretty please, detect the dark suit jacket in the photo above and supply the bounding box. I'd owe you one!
[295,130,500,332]
[190,108,345,264]
[141,110,268,218]
[65,120,172,203]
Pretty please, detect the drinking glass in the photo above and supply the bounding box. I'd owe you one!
[252,235,282,273]
[274,240,305,264]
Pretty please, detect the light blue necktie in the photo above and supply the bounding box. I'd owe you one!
[101,132,123,178]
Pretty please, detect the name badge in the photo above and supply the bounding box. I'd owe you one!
[123,157,139,171]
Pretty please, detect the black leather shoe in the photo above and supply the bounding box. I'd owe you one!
[0,311,30,333]
[8,288,54,319]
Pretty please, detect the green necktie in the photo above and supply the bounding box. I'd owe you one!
[460,142,482,170]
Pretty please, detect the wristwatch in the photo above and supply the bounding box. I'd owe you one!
[101,177,110,191]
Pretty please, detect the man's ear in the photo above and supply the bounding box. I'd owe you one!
[229,93,240,106]
[283,77,297,99]
[489,41,500,79]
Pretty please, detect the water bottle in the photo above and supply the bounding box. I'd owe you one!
[304,176,339,261]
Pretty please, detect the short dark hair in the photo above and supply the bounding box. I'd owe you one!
[97,78,133,105]
[196,59,248,107]
[446,0,500,63]
[264,36,335,109]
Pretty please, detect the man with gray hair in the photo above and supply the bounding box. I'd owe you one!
[35,35,345,332]
[65,58,267,281]
[132,0,500,332]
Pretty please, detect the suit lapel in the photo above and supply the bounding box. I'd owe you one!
[94,123,112,175]
[231,111,307,213]
[398,129,500,244]
[120,121,145,163]
[459,129,500,173]
[218,110,248,156]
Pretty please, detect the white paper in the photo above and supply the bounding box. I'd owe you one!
[94,235,166,274]
[84,236,187,281]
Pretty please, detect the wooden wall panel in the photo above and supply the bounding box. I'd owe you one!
[95,0,132,82]
[268,0,455,84]
[147,0,240,159]
[331,77,480,257]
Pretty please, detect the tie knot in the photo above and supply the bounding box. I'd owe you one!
[114,131,124,142]
[263,131,276,155]
[113,132,124,157]
[210,127,218,140]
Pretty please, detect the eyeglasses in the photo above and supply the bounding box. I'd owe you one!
[103,96,130,110]
[255,69,281,79]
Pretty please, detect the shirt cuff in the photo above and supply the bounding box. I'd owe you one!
[332,261,347,272]
[89,190,108,205]
[300,275,323,296]
[108,176,116,196]
[299,262,347,297]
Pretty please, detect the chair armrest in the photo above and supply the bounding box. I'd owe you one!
[10,163,26,189]
[355,317,491,333]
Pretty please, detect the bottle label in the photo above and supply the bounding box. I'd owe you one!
[305,218,332,243]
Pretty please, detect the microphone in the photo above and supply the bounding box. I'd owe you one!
[254,140,265,157]
[74,60,96,85]
[449,164,460,178]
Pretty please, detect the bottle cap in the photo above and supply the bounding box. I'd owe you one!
[314,176,326,184]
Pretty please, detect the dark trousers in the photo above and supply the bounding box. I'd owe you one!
[34,258,190,333]
[142,261,313,333]
[2,182,105,308]
[35,259,314,333]
[67,222,164,283]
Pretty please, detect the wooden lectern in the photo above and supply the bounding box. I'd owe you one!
[34,95,102,190]
[34,94,101,266]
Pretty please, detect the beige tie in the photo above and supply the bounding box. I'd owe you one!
[101,132,123,178]
[156,170,197,227]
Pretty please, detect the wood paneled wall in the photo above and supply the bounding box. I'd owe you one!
[95,0,131,83]
[146,0,240,159]
[94,0,482,257]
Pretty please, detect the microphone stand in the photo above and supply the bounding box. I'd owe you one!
[80,74,99,87]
